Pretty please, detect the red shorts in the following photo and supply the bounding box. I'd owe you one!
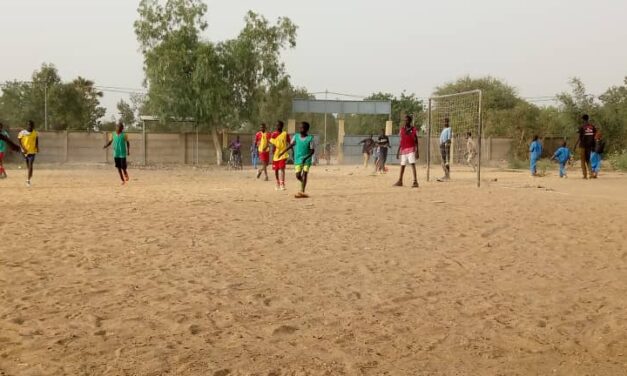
[272,159,287,171]
[259,151,270,164]
[0,152,4,161]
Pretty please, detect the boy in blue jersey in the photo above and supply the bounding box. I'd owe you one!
[103,121,130,184]
[529,135,542,176]
[551,141,571,178]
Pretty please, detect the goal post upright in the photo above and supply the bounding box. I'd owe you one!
[427,98,432,182]
[477,90,483,188]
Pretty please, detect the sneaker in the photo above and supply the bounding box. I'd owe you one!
[26,180,31,187]
[280,184,286,191]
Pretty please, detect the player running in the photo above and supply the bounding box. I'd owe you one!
[17,120,39,187]
[281,122,315,198]
[529,135,543,176]
[255,123,270,181]
[103,121,130,185]
[269,121,291,190]
[359,135,376,168]
[575,114,597,179]
[551,141,572,178]
[394,115,419,188]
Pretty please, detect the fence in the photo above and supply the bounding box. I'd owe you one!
[2,129,566,166]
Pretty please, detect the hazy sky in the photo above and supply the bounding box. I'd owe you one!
[1,0,626,118]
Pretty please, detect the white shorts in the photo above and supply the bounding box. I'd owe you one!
[400,152,416,166]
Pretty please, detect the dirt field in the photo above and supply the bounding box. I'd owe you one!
[1,164,626,376]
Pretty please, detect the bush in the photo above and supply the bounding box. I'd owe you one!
[608,150,627,172]
[508,157,527,170]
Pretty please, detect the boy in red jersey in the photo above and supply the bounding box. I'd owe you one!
[255,123,270,181]
[394,115,419,188]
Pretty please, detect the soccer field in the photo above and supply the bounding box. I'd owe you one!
[1,165,626,375]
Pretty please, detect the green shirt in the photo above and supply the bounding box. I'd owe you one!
[0,130,8,153]
[292,134,314,165]
[112,132,128,158]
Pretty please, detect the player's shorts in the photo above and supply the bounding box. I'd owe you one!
[400,152,416,166]
[272,159,287,171]
[24,154,36,163]
[440,142,451,165]
[114,157,127,169]
[259,151,270,164]
[295,164,311,173]
[0,152,4,161]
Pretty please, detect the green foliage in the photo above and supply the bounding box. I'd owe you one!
[117,99,136,127]
[134,1,298,133]
[608,150,627,171]
[0,63,105,130]
[344,91,424,135]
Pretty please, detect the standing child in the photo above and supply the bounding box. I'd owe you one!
[394,115,419,188]
[590,132,605,179]
[255,123,270,181]
[269,120,290,190]
[103,121,130,185]
[529,135,543,176]
[281,122,315,198]
[17,120,39,187]
[551,141,571,178]
[250,141,259,170]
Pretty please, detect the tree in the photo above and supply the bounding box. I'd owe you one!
[117,99,136,127]
[343,91,424,136]
[598,77,627,152]
[134,0,297,164]
[0,63,105,130]
[434,76,522,137]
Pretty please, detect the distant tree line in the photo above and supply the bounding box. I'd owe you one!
[0,0,624,159]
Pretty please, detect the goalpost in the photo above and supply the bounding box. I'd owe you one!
[427,89,483,187]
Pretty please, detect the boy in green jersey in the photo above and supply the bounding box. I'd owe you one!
[281,122,315,198]
[103,121,130,184]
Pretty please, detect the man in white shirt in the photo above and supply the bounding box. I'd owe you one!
[438,118,452,181]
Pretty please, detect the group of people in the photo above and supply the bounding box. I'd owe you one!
[359,116,479,185]
[530,114,605,179]
[359,130,392,174]
[254,121,316,198]
[0,120,41,187]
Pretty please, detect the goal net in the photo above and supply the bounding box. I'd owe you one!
[427,90,483,187]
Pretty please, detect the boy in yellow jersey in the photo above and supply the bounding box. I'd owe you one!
[269,120,291,190]
[17,120,39,187]
[103,121,130,184]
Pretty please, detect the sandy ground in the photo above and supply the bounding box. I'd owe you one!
[0,163,626,376]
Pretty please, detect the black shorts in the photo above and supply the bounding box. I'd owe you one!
[440,143,451,165]
[114,157,127,169]
[378,148,388,163]
[24,154,36,163]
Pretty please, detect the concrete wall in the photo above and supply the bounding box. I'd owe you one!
[3,129,563,166]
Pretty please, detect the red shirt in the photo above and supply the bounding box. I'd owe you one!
[399,126,417,153]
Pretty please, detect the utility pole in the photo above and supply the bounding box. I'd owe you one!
[324,89,328,149]
[44,82,48,131]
